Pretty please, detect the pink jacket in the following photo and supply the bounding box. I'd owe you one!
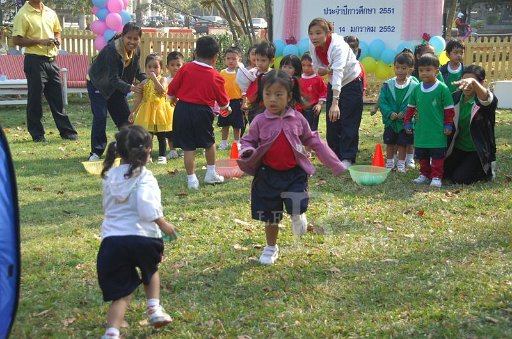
[237,107,346,176]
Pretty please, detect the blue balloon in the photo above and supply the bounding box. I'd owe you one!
[274,39,286,57]
[429,36,446,55]
[380,48,396,64]
[96,8,109,21]
[369,39,385,60]
[298,38,309,55]
[120,10,132,25]
[283,44,299,56]
[396,41,414,53]
[359,41,369,60]
[104,29,116,42]
[92,0,107,9]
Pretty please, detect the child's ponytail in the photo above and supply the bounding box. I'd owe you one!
[101,141,118,178]
[290,75,303,107]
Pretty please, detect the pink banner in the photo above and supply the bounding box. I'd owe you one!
[402,0,444,40]
[282,0,301,43]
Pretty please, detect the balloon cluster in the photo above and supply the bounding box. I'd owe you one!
[272,38,310,68]
[90,0,131,50]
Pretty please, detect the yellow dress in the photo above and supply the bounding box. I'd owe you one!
[134,76,173,133]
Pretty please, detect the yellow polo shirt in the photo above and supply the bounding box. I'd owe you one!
[221,68,242,100]
[12,2,61,57]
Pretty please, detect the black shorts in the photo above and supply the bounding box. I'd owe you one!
[383,127,413,146]
[301,107,320,131]
[97,236,164,302]
[217,99,244,128]
[414,147,446,160]
[172,101,215,151]
[251,165,309,223]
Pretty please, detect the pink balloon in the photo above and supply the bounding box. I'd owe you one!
[92,6,99,15]
[105,13,123,30]
[122,0,129,8]
[94,36,107,50]
[107,0,123,13]
[90,20,107,35]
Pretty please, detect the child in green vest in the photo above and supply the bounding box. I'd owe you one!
[404,54,455,188]
[440,40,465,94]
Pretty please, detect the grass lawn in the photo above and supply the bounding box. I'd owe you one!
[2,97,512,337]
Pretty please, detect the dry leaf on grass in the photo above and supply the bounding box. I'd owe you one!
[238,336,252,339]
[485,316,500,324]
[233,219,252,227]
[326,267,342,274]
[262,286,272,292]
[416,210,425,217]
[404,234,415,239]
[307,223,326,234]
[247,256,259,263]
[177,192,188,197]
[386,227,395,232]
[233,244,248,251]
[139,319,148,326]
[56,190,64,195]
[62,318,75,327]
[381,258,400,263]
[253,244,262,249]
[34,309,51,317]
[505,175,512,183]
[167,169,179,176]
[32,187,43,191]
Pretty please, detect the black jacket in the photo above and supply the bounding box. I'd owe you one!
[447,90,498,180]
[88,40,146,99]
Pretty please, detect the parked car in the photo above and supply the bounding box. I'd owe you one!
[193,15,227,34]
[251,17,267,30]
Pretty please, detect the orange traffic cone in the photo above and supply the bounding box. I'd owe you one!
[371,144,385,167]
[230,142,239,159]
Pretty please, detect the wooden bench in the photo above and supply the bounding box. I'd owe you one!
[0,54,89,106]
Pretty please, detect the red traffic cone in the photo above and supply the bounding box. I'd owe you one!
[371,144,385,167]
[230,142,239,159]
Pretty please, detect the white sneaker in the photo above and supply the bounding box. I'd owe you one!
[341,159,352,168]
[89,153,100,161]
[430,177,442,188]
[291,214,307,236]
[187,177,199,190]
[166,150,179,159]
[396,160,406,173]
[259,245,279,265]
[204,171,224,184]
[413,175,430,184]
[157,156,167,164]
[147,305,172,328]
[407,159,416,169]
[385,159,395,170]
[218,142,229,150]
[101,334,119,339]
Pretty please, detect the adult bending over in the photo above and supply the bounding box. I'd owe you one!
[444,65,498,184]
[308,18,363,167]
[88,22,146,161]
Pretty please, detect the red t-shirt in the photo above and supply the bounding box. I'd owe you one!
[263,129,297,170]
[315,36,332,67]
[167,61,229,107]
[299,74,327,109]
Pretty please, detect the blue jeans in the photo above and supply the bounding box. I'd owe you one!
[88,81,130,156]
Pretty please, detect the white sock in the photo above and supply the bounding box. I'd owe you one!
[104,327,120,337]
[147,298,159,310]
[187,174,197,182]
[406,153,414,162]
[386,159,394,167]
[206,164,216,174]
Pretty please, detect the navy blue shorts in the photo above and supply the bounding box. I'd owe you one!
[301,107,320,131]
[97,236,163,302]
[217,99,244,128]
[172,101,215,151]
[414,147,446,160]
[383,127,413,146]
[251,165,309,223]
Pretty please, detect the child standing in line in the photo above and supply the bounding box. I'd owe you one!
[237,70,347,265]
[218,47,244,151]
[440,40,465,94]
[404,53,455,188]
[411,43,444,83]
[299,52,327,132]
[98,125,177,339]
[130,54,173,165]
[165,51,184,159]
[279,54,302,77]
[167,36,231,190]
[378,49,419,173]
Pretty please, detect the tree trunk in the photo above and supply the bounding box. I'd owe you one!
[446,0,458,39]
[265,0,272,42]
[221,0,238,41]
[243,0,256,41]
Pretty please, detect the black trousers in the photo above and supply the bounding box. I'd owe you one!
[23,54,77,140]
[325,78,363,162]
[444,147,487,184]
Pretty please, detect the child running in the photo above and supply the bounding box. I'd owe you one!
[404,53,455,188]
[129,54,173,164]
[440,40,465,94]
[167,36,231,190]
[378,49,419,172]
[237,70,347,265]
[97,125,177,339]
[218,47,244,151]
[165,51,184,160]
[299,52,327,133]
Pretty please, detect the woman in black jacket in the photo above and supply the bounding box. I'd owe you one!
[87,22,146,161]
[444,65,498,184]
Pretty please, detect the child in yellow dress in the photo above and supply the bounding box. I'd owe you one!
[129,54,173,164]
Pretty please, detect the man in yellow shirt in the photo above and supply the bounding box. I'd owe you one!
[12,0,77,142]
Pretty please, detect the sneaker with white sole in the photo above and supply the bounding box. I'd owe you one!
[341,159,352,168]
[413,175,430,184]
[385,159,395,170]
[430,177,442,188]
[259,245,279,265]
[101,333,119,339]
[204,171,224,184]
[147,305,172,328]
[157,156,167,164]
[406,159,416,169]
[89,153,100,161]
[187,178,199,190]
[166,150,179,159]
[396,160,406,173]
[291,214,307,236]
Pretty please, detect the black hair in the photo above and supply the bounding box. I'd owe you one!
[462,64,485,82]
[225,46,242,57]
[246,43,258,65]
[145,53,164,69]
[195,36,220,60]
[280,54,302,77]
[301,52,313,63]
[101,125,152,178]
[112,22,142,42]
[308,17,333,34]
[344,35,361,59]
[445,40,465,54]
[417,53,440,68]
[254,41,275,60]
[394,48,414,67]
[166,51,184,64]
[254,69,302,108]
[412,43,434,78]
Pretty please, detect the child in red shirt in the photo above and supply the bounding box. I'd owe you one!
[299,52,327,132]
